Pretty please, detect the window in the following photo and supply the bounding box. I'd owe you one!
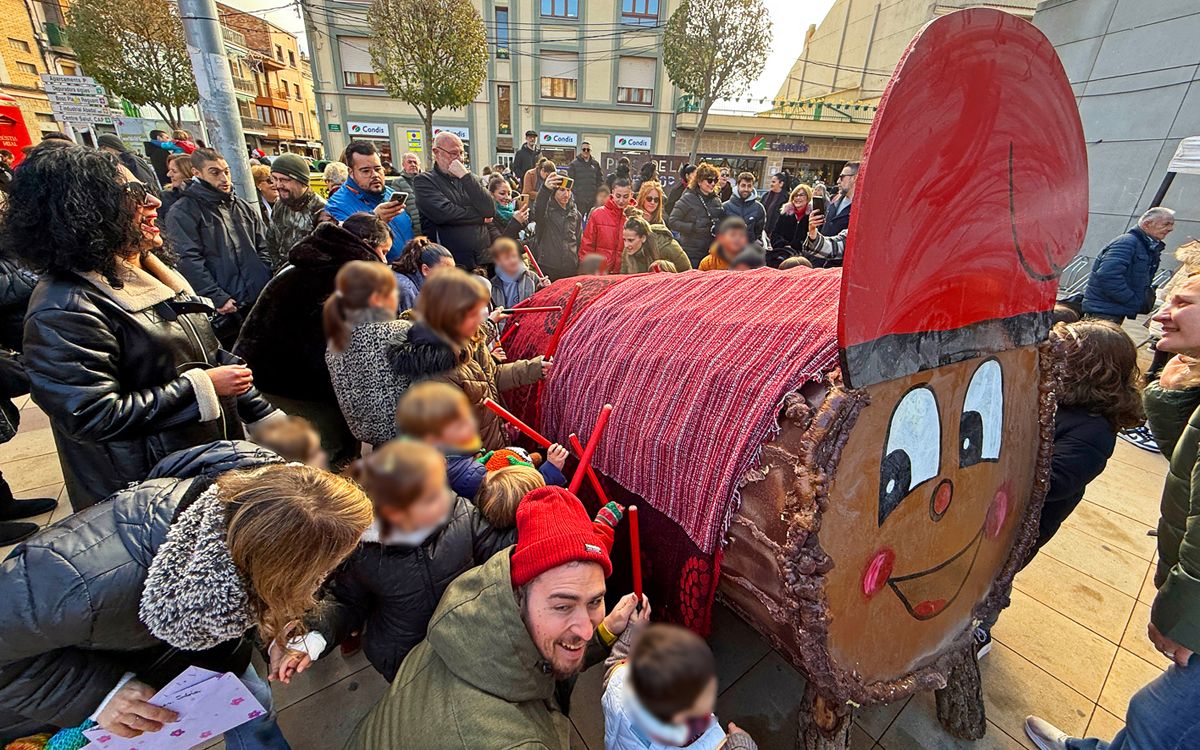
[294,83,301,98]
[495,8,510,59]
[541,0,577,19]
[256,104,271,122]
[273,107,291,127]
[299,112,307,136]
[275,44,283,61]
[7,38,29,53]
[59,62,77,75]
[617,56,655,105]
[540,51,578,100]
[496,83,511,135]
[288,50,296,67]
[621,0,658,25]
[338,37,383,89]
[16,62,37,75]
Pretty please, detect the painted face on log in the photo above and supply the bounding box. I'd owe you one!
[821,347,1039,682]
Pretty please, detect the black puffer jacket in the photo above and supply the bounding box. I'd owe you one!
[532,183,582,281]
[0,255,36,351]
[235,223,381,402]
[566,155,604,210]
[314,496,513,681]
[669,187,725,266]
[413,165,495,268]
[0,441,281,742]
[23,256,278,509]
[164,179,272,310]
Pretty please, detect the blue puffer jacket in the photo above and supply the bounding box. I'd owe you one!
[1082,227,1163,318]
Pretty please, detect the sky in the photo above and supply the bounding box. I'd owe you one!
[227,0,838,101]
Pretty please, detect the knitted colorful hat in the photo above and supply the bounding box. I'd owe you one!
[511,486,614,587]
[481,447,534,471]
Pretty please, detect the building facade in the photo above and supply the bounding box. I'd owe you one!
[303,0,679,168]
[1034,0,1200,268]
[0,0,60,142]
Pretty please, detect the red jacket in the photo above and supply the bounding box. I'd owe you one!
[580,196,627,273]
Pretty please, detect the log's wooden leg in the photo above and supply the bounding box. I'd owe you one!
[935,643,987,740]
[798,683,852,750]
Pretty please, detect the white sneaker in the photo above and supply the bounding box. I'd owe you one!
[1025,716,1070,750]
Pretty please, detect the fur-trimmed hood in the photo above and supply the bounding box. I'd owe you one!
[287,221,379,268]
[391,321,460,379]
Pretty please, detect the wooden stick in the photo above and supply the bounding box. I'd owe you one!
[505,306,562,315]
[568,404,612,494]
[545,282,582,361]
[568,433,610,505]
[523,244,545,278]
[629,505,643,610]
[482,398,551,448]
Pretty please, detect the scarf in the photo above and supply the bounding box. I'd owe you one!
[495,200,515,225]
[139,484,255,651]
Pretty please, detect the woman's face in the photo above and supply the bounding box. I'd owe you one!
[793,194,808,210]
[555,188,571,207]
[623,228,644,255]
[640,190,661,214]
[457,300,489,340]
[375,236,393,262]
[166,161,185,188]
[119,165,163,251]
[258,177,278,202]
[698,175,716,196]
[421,256,455,278]
[492,181,512,205]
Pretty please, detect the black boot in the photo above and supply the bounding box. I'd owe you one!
[0,520,38,545]
[0,471,56,521]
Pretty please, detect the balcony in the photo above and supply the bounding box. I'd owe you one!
[241,116,268,134]
[221,27,247,48]
[231,75,255,96]
[44,22,69,48]
[274,87,290,100]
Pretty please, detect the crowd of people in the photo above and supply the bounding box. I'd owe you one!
[0,126,1194,750]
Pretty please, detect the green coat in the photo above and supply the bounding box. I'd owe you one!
[621,223,693,274]
[1144,381,1200,651]
[345,548,607,750]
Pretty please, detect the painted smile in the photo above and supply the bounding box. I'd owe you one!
[887,525,984,620]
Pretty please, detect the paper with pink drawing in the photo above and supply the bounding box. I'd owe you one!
[82,667,267,750]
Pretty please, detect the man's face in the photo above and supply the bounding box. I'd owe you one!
[737,179,755,200]
[837,168,857,196]
[433,137,464,172]
[1144,218,1175,242]
[580,144,591,161]
[272,173,306,201]
[349,151,386,194]
[520,562,606,680]
[526,134,538,148]
[1155,277,1200,356]
[402,153,420,176]
[611,185,632,206]
[769,176,782,192]
[195,158,232,193]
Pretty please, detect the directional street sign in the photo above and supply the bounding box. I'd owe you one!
[41,74,119,125]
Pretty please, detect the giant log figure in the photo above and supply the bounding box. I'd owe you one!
[502,8,1085,747]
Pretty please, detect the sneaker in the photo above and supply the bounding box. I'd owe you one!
[0,520,38,546]
[1025,716,1070,750]
[973,626,992,659]
[1118,425,1159,453]
[0,497,56,521]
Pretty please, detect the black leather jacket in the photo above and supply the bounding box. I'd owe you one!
[23,265,277,510]
[0,441,281,742]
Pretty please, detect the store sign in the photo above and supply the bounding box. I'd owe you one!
[406,129,423,152]
[433,125,470,141]
[348,121,389,137]
[750,135,810,153]
[327,123,342,132]
[539,131,577,147]
[615,135,651,151]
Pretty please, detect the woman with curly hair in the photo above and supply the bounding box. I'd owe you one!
[633,179,665,225]
[391,236,455,312]
[668,162,725,267]
[5,145,281,510]
[1033,319,1145,561]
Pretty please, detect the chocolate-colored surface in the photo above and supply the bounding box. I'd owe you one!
[720,345,1058,705]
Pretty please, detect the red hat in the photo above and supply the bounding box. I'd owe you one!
[511,487,614,587]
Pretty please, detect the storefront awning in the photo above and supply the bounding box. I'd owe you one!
[1167,136,1200,175]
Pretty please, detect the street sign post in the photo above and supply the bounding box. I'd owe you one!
[41,74,119,126]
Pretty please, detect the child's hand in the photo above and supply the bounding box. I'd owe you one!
[537,275,552,289]
[268,641,312,684]
[489,307,510,324]
[602,593,650,637]
[547,443,569,469]
[539,357,553,377]
[492,346,508,362]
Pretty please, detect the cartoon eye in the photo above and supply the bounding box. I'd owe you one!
[960,359,1003,468]
[879,386,941,526]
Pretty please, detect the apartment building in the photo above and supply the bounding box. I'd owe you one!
[304,0,679,167]
[0,0,59,141]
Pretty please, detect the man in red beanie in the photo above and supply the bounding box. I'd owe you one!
[347,487,644,750]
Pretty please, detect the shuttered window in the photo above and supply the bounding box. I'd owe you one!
[617,57,655,105]
[540,51,578,100]
[339,37,381,89]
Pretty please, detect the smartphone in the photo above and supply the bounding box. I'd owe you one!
[561,176,575,190]
[811,195,827,214]
[393,191,408,205]
[556,166,568,176]
[516,194,529,208]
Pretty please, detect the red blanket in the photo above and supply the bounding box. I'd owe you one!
[540,268,842,553]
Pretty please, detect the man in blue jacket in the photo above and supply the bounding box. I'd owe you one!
[723,171,767,244]
[1082,207,1175,324]
[326,140,414,260]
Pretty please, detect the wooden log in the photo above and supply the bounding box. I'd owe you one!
[935,642,986,740]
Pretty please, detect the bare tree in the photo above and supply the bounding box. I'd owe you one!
[367,0,487,167]
[69,0,198,129]
[663,0,771,163]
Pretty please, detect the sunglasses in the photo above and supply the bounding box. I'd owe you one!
[644,195,660,203]
[125,182,153,206]
[581,147,591,152]
[701,177,716,184]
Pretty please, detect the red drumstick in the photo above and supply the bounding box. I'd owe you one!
[498,319,521,345]
[523,244,545,278]
[482,398,552,448]
[545,282,582,361]
[505,306,562,315]
[568,404,613,495]
[629,505,643,610]
[568,433,610,505]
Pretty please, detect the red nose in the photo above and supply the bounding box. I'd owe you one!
[862,548,895,598]
[930,479,953,520]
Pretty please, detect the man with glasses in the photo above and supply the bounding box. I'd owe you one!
[567,141,603,216]
[264,153,326,270]
[822,161,859,237]
[414,131,495,268]
[326,140,415,258]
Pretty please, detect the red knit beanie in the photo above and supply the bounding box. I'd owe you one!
[511,486,614,587]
